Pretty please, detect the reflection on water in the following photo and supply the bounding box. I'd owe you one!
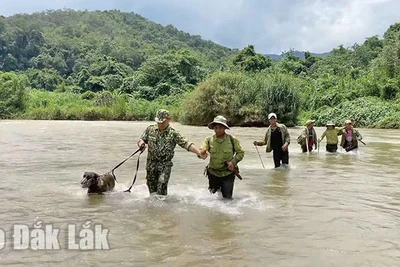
[1,120,400,266]
[265,169,290,197]
[84,193,107,206]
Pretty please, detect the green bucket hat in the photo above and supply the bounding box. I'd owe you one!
[207,115,230,130]
[326,121,335,126]
[154,109,171,123]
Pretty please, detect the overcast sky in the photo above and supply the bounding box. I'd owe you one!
[1,0,399,54]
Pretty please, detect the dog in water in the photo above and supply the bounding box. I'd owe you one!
[81,172,115,194]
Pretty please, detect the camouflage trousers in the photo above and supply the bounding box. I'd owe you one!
[145,161,173,195]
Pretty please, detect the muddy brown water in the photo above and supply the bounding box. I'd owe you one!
[1,120,399,266]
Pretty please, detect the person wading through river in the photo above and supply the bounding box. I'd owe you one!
[297,119,318,153]
[200,115,244,199]
[318,121,343,153]
[137,109,206,196]
[253,113,290,168]
[340,119,363,152]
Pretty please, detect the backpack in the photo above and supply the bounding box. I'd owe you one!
[297,134,305,145]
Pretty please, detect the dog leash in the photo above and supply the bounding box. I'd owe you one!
[124,149,144,193]
[111,145,145,183]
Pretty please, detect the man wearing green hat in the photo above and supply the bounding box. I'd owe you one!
[297,119,318,153]
[137,109,205,196]
[200,115,244,199]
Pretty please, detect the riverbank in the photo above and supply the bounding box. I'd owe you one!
[3,89,399,129]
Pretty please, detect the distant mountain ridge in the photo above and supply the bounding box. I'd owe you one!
[265,51,330,60]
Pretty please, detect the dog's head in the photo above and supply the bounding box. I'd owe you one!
[81,172,99,188]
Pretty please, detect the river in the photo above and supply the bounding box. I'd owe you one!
[1,120,399,266]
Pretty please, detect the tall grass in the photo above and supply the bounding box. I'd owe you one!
[22,89,181,121]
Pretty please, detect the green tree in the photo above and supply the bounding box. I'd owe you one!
[276,51,306,75]
[0,72,27,117]
[232,45,272,72]
[26,68,63,91]
[383,22,400,42]
[256,73,301,126]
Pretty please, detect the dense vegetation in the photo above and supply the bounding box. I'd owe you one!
[1,9,399,128]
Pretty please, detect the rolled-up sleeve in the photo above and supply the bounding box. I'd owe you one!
[174,130,193,151]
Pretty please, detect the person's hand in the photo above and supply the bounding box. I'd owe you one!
[138,140,146,152]
[253,141,259,146]
[282,144,288,151]
[197,150,208,160]
[318,139,321,143]
[226,161,235,172]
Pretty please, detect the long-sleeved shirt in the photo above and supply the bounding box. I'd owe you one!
[340,127,362,147]
[257,123,290,152]
[320,128,343,145]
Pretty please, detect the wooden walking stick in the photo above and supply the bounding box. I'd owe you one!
[255,145,265,169]
[359,140,366,146]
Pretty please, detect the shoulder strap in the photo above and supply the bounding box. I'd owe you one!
[228,134,236,155]
[208,135,236,155]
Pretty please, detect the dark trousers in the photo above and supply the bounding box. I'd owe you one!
[326,144,338,153]
[207,172,235,199]
[301,145,313,153]
[343,141,358,152]
[272,148,289,168]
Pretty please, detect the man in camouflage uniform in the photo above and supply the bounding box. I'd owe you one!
[137,109,205,196]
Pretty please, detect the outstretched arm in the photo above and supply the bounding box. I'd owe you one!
[253,131,268,146]
[319,131,326,142]
[188,144,206,159]
[174,130,206,159]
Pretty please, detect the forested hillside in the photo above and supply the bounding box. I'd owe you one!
[1,9,399,128]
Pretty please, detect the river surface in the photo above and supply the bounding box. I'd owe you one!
[1,120,400,267]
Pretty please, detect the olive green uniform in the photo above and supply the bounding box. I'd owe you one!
[201,134,244,199]
[320,128,343,152]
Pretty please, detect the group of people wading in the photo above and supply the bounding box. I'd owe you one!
[137,109,363,199]
[298,119,363,153]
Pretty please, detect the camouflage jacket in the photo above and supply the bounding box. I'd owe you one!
[140,124,193,167]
